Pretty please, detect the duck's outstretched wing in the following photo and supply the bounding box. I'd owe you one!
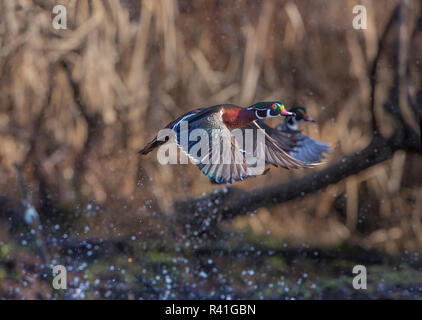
[239,121,317,169]
[273,123,331,163]
[253,120,298,148]
[173,111,261,184]
[139,107,213,155]
[289,135,331,163]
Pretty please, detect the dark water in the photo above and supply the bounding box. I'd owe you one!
[2,220,422,300]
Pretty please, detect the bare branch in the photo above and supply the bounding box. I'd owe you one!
[369,5,399,134]
[175,131,420,232]
[61,61,104,189]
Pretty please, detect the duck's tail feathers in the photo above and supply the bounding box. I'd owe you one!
[138,136,166,155]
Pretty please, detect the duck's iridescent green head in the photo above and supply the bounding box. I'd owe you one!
[289,106,315,122]
[248,101,294,118]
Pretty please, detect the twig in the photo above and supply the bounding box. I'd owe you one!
[369,5,399,134]
[61,60,104,190]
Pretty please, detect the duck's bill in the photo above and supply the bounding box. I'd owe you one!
[304,114,316,122]
[281,109,295,116]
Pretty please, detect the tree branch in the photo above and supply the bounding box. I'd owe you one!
[61,60,104,190]
[369,4,399,134]
[174,131,420,230]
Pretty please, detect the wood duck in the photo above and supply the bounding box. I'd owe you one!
[257,106,330,163]
[139,102,318,184]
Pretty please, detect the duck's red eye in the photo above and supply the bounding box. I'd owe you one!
[272,104,277,109]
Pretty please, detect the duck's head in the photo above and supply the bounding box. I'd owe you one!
[283,106,315,131]
[289,106,315,123]
[248,101,294,119]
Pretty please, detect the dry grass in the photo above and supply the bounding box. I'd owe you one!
[0,0,421,255]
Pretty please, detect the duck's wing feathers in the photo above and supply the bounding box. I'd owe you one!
[239,121,316,169]
[253,120,299,152]
[289,134,331,163]
[274,123,331,163]
[139,107,208,154]
[173,110,261,184]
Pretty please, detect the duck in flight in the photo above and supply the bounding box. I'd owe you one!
[256,106,331,163]
[139,102,321,184]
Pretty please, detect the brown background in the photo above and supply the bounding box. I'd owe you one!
[0,0,421,299]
